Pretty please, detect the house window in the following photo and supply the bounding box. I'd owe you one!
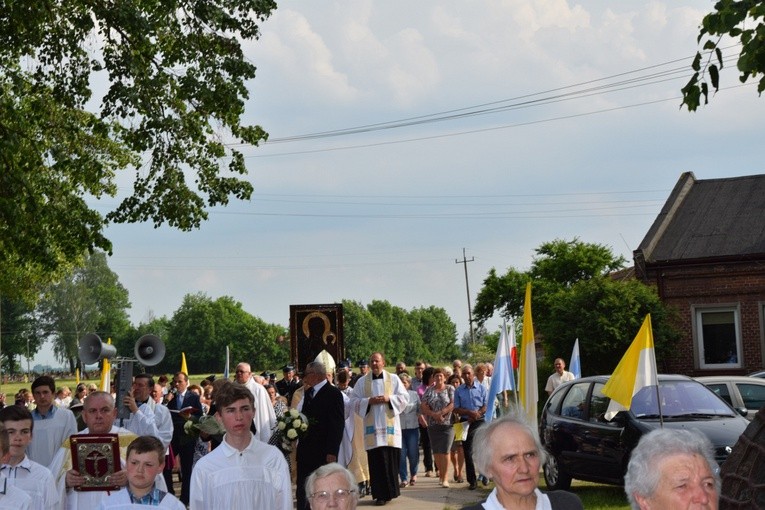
[694,307,741,369]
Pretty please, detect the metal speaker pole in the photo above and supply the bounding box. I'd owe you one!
[134,334,166,367]
[78,334,117,365]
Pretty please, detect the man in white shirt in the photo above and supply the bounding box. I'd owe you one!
[0,406,59,510]
[115,374,173,450]
[234,362,276,443]
[190,383,290,510]
[545,358,576,396]
[27,376,77,469]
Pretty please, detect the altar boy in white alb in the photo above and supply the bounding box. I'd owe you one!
[0,406,58,510]
[190,383,291,510]
[27,376,78,469]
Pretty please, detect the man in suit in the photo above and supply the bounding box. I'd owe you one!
[275,365,299,406]
[165,371,203,506]
[295,361,345,510]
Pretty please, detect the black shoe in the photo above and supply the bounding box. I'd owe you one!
[375,499,387,506]
[468,483,477,490]
[481,475,489,486]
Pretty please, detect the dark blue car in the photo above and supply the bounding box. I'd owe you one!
[539,374,749,490]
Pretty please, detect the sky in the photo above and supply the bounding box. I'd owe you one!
[33,1,765,368]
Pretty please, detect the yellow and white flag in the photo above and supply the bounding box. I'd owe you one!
[181,352,189,375]
[518,282,539,429]
[602,314,658,420]
[99,338,113,392]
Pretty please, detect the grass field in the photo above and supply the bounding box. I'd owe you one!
[561,481,630,510]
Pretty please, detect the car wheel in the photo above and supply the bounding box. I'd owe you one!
[543,454,572,491]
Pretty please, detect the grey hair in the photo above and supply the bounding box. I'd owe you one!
[305,361,327,378]
[305,462,358,505]
[398,373,411,384]
[624,428,720,509]
[472,410,547,476]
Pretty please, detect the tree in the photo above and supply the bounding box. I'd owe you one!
[681,1,765,110]
[474,239,625,323]
[409,306,460,362]
[342,300,460,365]
[37,251,131,372]
[0,296,45,375]
[0,0,277,302]
[473,238,678,375]
[165,293,287,374]
[342,300,385,364]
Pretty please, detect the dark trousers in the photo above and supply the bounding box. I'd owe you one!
[462,419,485,485]
[170,439,194,505]
[419,424,433,472]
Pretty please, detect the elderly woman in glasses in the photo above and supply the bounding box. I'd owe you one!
[461,413,582,510]
[307,463,359,510]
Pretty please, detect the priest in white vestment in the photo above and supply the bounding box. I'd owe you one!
[349,352,409,506]
[234,362,276,442]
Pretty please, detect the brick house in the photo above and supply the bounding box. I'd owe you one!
[633,172,765,375]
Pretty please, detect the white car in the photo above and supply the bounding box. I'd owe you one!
[696,376,765,420]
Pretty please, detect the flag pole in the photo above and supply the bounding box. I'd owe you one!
[508,318,519,408]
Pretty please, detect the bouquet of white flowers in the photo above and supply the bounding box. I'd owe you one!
[274,408,309,452]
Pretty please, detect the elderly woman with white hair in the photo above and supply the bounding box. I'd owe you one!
[306,463,360,510]
[624,428,719,510]
[461,413,582,510]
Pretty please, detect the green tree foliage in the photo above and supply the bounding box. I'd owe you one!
[682,1,765,110]
[164,293,287,374]
[342,300,385,364]
[0,296,45,374]
[37,251,131,372]
[473,238,678,375]
[342,299,459,365]
[409,306,460,362]
[0,0,276,301]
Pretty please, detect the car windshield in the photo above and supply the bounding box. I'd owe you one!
[630,380,735,419]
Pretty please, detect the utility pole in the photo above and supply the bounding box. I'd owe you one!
[455,248,476,345]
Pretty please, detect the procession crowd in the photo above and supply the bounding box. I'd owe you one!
[0,352,723,510]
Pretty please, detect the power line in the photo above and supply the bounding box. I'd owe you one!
[227,48,741,148]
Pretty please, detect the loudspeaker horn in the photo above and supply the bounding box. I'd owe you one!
[134,334,165,366]
[78,333,117,365]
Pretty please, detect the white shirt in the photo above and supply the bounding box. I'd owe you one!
[114,399,173,449]
[0,479,32,510]
[241,378,277,443]
[95,487,185,510]
[545,371,575,393]
[190,433,291,510]
[0,456,59,510]
[28,406,78,469]
[482,488,552,510]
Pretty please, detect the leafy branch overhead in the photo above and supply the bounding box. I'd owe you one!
[682,0,765,110]
[0,0,276,301]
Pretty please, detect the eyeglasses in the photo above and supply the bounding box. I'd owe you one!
[309,489,355,503]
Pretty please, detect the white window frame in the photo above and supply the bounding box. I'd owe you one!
[692,304,742,370]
